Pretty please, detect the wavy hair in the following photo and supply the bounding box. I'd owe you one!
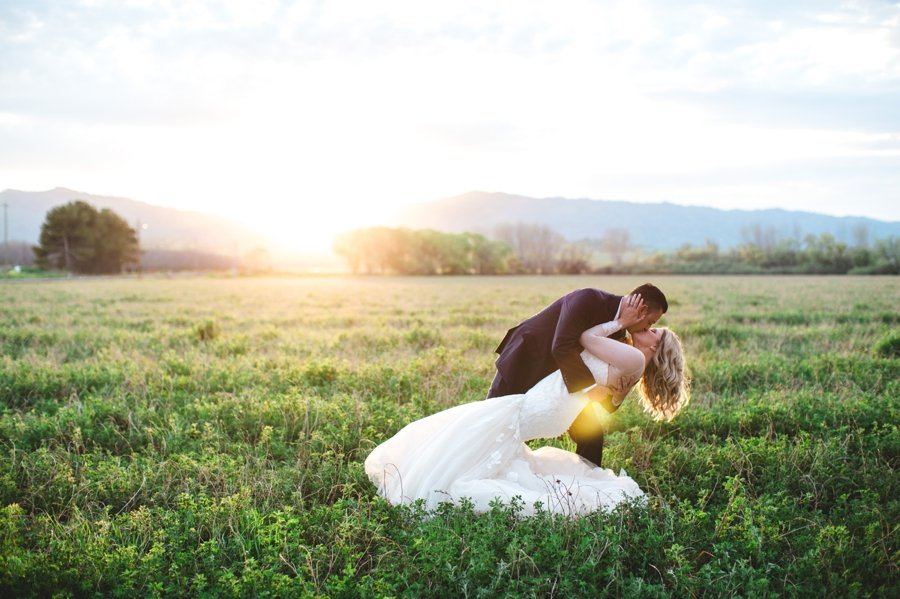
[638,328,690,421]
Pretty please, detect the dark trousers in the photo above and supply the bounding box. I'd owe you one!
[487,372,605,468]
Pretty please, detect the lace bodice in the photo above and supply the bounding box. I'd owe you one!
[518,351,609,440]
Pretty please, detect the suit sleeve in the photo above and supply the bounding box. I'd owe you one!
[551,289,617,393]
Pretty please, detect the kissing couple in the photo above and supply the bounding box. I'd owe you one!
[365,283,689,516]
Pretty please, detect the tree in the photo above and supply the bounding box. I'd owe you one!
[557,242,595,274]
[601,228,631,269]
[93,208,140,273]
[495,223,564,273]
[3,241,37,267]
[466,233,513,274]
[873,236,900,274]
[801,233,853,274]
[851,223,870,248]
[333,227,515,275]
[333,231,363,274]
[741,223,781,252]
[242,246,273,274]
[33,201,139,274]
[333,227,399,274]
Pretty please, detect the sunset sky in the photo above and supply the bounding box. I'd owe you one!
[1,0,899,250]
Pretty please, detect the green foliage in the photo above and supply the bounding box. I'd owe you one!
[333,227,514,275]
[637,233,900,275]
[0,275,897,596]
[874,330,900,358]
[194,319,221,342]
[33,200,139,274]
[335,226,900,276]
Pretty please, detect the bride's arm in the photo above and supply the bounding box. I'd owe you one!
[579,333,645,407]
[579,332,645,374]
[576,295,648,408]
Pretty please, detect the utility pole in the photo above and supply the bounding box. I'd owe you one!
[135,218,142,278]
[2,202,7,267]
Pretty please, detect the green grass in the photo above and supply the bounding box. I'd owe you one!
[0,275,897,597]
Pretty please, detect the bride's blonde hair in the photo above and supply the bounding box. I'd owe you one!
[638,328,690,421]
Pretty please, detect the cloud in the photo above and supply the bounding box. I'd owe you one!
[0,0,898,223]
[3,1,897,119]
[657,90,900,132]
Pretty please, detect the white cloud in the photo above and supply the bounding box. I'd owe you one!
[1,0,899,248]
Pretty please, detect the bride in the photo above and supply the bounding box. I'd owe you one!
[364,312,689,517]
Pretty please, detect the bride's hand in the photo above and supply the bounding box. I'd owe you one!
[588,385,613,400]
[611,374,636,395]
[618,294,647,329]
[587,386,616,413]
[598,374,638,410]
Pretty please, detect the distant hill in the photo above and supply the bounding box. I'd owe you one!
[6,187,897,265]
[391,192,900,250]
[0,187,267,252]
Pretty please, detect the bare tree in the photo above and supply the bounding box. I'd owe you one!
[741,223,781,252]
[852,223,870,248]
[494,223,564,273]
[242,246,273,273]
[875,236,899,273]
[601,228,631,268]
[557,242,595,274]
[3,241,36,266]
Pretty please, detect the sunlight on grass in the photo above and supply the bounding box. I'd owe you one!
[0,275,897,596]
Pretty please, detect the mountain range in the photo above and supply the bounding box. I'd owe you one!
[3,188,898,261]
[0,187,268,253]
[391,192,900,251]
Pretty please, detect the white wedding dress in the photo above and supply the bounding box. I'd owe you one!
[364,351,644,516]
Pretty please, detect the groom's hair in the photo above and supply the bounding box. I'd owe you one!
[630,283,668,313]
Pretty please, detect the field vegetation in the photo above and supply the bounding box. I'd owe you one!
[0,275,897,597]
[333,226,900,275]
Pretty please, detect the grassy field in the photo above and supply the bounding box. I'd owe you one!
[0,275,897,597]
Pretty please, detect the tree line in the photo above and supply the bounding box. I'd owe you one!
[16,201,900,276]
[332,228,514,274]
[637,234,899,275]
[334,224,900,275]
[332,224,604,275]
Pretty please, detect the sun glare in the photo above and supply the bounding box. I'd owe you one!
[248,201,388,253]
[3,0,898,250]
[249,206,363,253]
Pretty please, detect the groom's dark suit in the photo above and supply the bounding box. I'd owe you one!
[487,288,624,467]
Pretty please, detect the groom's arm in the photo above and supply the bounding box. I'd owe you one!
[551,289,618,393]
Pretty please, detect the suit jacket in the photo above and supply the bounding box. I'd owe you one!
[494,288,625,395]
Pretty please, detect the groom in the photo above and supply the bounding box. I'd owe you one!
[487,283,668,467]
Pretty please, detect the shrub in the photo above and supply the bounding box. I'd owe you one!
[873,330,900,358]
[194,320,220,342]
